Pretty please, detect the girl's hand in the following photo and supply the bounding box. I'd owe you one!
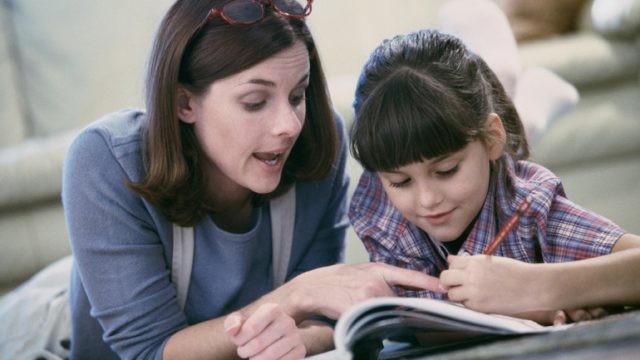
[511,307,609,326]
[551,307,609,325]
[224,303,306,360]
[292,262,444,319]
[440,255,540,315]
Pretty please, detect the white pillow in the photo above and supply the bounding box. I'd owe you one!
[591,0,640,37]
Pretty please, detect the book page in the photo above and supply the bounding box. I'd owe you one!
[334,297,567,359]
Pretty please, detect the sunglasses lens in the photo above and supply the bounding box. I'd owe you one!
[272,0,309,16]
[223,0,264,23]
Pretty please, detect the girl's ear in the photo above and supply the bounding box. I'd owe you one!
[485,113,507,161]
[176,86,198,124]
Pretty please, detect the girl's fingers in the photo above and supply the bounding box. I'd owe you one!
[445,283,469,303]
[447,254,467,269]
[553,307,607,326]
[568,309,591,321]
[587,307,608,319]
[439,269,464,289]
[447,254,490,269]
[553,310,567,326]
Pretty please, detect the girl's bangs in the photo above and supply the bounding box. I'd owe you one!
[353,71,475,172]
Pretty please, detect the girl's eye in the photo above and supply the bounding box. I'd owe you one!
[243,100,266,112]
[436,165,459,178]
[388,178,411,188]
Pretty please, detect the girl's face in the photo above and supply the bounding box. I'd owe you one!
[178,41,310,196]
[377,137,503,243]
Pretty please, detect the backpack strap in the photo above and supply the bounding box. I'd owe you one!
[269,187,296,288]
[171,225,194,310]
[171,186,296,309]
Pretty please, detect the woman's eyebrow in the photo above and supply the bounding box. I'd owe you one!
[297,73,310,85]
[245,73,309,87]
[246,78,276,87]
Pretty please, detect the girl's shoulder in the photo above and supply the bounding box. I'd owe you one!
[512,159,564,198]
[513,159,559,185]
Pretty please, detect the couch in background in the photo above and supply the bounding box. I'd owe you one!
[0,0,174,294]
[1,0,639,294]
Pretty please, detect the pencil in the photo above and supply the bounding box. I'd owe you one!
[483,196,532,255]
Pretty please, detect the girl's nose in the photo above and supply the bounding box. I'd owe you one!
[418,184,443,209]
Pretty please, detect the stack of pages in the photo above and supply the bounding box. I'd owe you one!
[332,297,569,359]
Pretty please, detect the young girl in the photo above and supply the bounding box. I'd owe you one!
[61,1,441,359]
[348,29,640,323]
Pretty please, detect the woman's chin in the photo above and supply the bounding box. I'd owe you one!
[248,179,281,195]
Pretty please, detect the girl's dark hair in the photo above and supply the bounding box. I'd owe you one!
[350,29,529,172]
[130,0,337,226]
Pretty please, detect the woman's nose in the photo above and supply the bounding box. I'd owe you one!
[273,103,303,137]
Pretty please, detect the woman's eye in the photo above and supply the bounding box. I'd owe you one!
[436,165,459,178]
[243,100,266,111]
[290,93,306,106]
[388,178,410,188]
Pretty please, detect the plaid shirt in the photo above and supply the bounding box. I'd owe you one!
[348,156,625,298]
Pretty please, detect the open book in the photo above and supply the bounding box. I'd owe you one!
[333,297,570,359]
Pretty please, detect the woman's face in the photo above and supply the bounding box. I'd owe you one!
[179,41,310,196]
[377,139,501,243]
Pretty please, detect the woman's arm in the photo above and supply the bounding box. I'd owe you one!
[163,262,443,359]
[223,307,332,359]
[441,234,640,316]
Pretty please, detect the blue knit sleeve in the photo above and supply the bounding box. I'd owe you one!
[62,116,186,359]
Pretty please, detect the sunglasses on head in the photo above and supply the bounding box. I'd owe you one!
[207,0,313,25]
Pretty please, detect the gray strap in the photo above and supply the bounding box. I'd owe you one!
[171,225,194,310]
[171,186,296,309]
[270,187,296,288]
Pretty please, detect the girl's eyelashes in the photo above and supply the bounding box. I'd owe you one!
[385,163,459,188]
[388,178,411,188]
[436,164,459,178]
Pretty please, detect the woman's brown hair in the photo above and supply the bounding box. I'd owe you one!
[130,0,338,226]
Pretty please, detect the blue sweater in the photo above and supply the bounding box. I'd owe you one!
[62,109,349,359]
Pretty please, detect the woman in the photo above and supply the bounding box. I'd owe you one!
[62,1,441,359]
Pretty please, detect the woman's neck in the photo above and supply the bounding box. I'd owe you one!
[210,201,254,234]
[205,181,254,233]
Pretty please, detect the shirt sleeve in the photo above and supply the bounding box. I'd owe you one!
[63,127,185,359]
[538,193,625,262]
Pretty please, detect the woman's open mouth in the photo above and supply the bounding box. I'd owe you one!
[253,152,283,166]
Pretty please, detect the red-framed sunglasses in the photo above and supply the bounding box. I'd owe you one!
[206,0,313,25]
